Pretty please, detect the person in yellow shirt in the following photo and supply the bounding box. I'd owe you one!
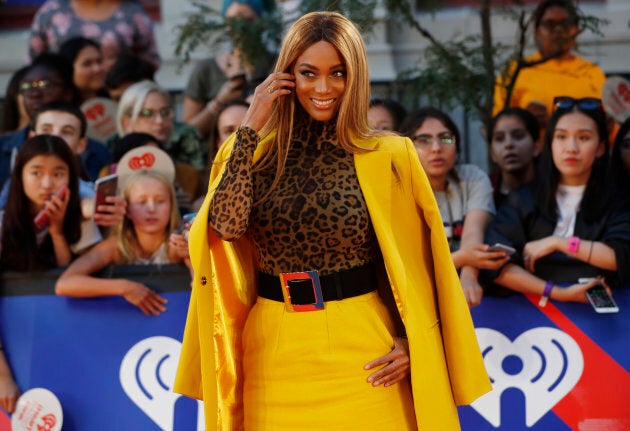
[494,0,605,133]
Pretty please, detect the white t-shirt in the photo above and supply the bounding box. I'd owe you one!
[553,184,586,237]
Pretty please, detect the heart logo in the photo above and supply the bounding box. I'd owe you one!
[119,336,204,430]
[602,76,630,122]
[128,152,156,171]
[84,103,104,121]
[471,327,583,427]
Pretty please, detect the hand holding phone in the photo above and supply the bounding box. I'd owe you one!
[579,278,619,313]
[178,212,197,241]
[94,174,118,213]
[33,185,69,229]
[488,243,516,256]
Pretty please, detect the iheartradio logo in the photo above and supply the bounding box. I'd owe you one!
[120,336,204,430]
[472,327,583,427]
[12,388,63,431]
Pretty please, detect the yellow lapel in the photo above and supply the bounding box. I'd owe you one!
[354,144,392,232]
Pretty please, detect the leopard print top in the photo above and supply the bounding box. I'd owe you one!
[209,118,376,276]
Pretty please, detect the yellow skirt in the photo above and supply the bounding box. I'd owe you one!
[242,291,417,431]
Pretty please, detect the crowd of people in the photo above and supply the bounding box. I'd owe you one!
[0,0,628,428]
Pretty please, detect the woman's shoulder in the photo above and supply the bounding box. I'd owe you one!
[454,163,490,180]
[361,133,410,152]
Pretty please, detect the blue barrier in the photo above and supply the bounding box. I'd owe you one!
[1,266,628,430]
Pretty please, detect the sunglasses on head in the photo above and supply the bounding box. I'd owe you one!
[553,96,602,112]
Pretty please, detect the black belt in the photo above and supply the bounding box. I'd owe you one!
[258,263,377,303]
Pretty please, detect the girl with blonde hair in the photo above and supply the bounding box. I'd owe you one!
[56,168,190,316]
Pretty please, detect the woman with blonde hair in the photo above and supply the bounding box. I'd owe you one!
[112,79,205,171]
[56,166,190,316]
[175,11,490,430]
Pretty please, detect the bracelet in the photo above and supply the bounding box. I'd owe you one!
[587,241,594,263]
[538,281,554,307]
[567,236,580,253]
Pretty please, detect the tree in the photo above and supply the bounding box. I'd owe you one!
[175,0,381,74]
[383,0,607,133]
[175,0,607,134]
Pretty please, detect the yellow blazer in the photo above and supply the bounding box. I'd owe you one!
[174,132,491,430]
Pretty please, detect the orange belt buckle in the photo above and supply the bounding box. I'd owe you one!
[278,270,324,312]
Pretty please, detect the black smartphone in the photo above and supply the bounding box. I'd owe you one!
[579,278,619,313]
[94,174,118,212]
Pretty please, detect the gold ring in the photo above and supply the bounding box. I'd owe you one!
[267,84,274,94]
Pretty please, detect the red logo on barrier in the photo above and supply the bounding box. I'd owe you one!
[128,153,156,170]
[84,103,105,121]
[37,414,57,431]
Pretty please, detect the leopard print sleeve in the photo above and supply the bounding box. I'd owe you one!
[208,126,258,241]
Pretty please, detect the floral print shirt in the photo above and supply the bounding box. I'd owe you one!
[28,0,160,69]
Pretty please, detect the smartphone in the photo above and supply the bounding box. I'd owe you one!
[94,174,118,212]
[33,185,69,229]
[579,278,619,313]
[178,212,197,241]
[488,243,516,256]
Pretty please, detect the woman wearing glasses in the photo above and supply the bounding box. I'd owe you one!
[484,97,630,304]
[400,107,509,307]
[111,80,206,207]
[493,0,606,133]
[112,80,205,174]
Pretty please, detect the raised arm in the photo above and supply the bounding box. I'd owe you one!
[208,72,295,241]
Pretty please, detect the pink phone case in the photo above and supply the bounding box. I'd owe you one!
[33,185,69,229]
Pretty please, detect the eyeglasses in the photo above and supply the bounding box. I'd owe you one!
[138,107,174,121]
[411,133,456,148]
[539,18,577,32]
[553,96,602,112]
[19,79,61,96]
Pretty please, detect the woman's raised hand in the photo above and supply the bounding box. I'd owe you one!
[241,72,295,132]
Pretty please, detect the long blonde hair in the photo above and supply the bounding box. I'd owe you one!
[255,12,381,189]
[114,170,180,263]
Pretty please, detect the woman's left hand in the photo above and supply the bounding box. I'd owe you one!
[364,337,410,387]
[523,236,560,272]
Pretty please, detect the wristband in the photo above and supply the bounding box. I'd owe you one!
[568,236,580,253]
[538,281,553,307]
